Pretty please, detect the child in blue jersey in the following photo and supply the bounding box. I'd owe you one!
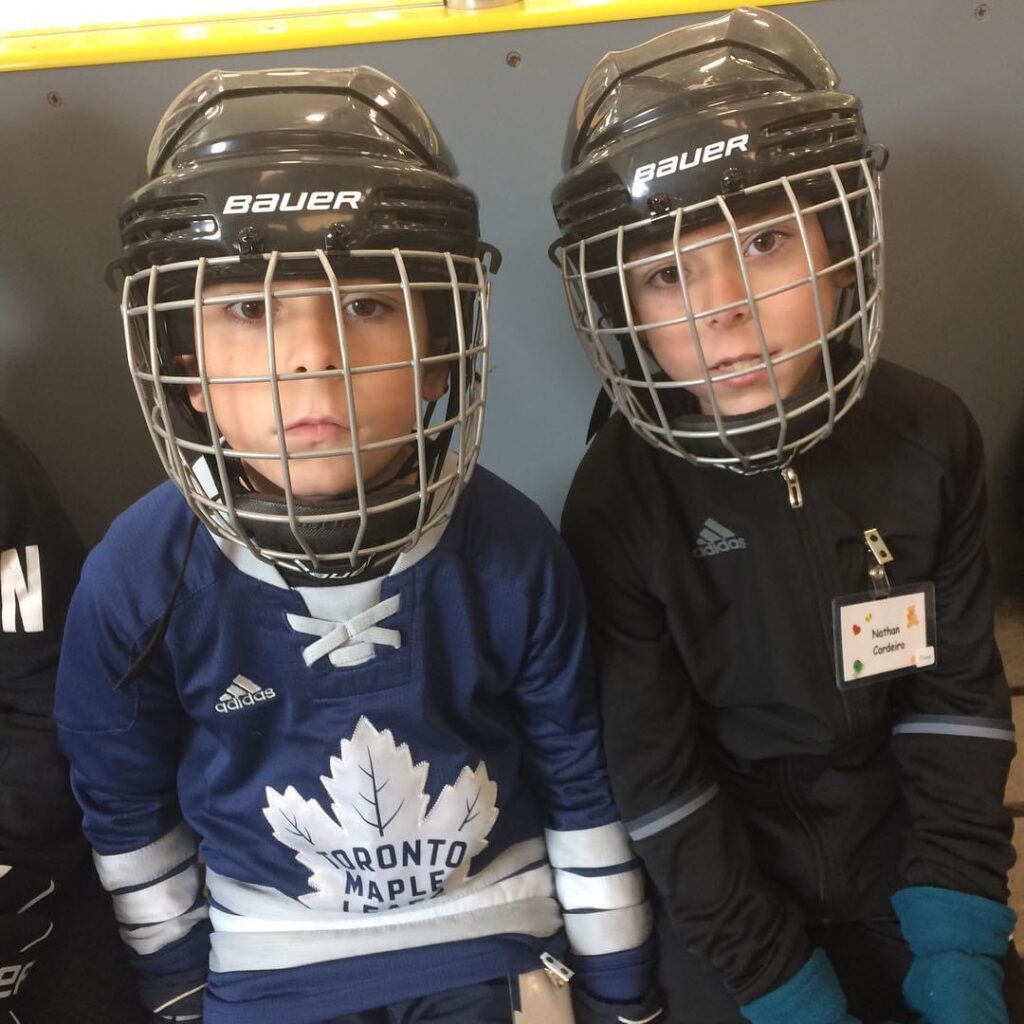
[549,8,1018,1024]
[54,67,659,1024]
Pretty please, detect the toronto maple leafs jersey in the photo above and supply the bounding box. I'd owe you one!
[55,463,652,1024]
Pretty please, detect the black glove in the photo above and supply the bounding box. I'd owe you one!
[572,984,664,1024]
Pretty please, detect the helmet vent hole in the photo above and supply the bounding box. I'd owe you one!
[759,108,862,161]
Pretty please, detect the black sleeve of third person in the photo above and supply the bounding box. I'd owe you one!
[0,418,87,880]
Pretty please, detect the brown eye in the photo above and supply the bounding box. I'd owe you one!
[225,299,266,322]
[652,265,680,286]
[747,231,782,256]
[344,297,386,319]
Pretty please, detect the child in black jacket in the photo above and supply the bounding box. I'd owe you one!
[549,8,1019,1023]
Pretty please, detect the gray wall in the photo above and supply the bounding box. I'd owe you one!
[2,0,1022,591]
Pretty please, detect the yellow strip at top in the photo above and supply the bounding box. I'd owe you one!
[1,0,821,74]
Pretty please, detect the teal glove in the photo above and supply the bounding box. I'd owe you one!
[893,885,1016,1024]
[740,948,862,1024]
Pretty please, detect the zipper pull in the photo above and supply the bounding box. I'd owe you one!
[863,527,893,595]
[782,467,803,509]
[540,951,574,987]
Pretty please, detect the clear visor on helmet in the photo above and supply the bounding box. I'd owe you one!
[558,158,883,472]
[122,247,488,576]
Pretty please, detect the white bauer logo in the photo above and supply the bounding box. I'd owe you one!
[264,717,498,913]
[222,190,363,215]
[632,133,750,193]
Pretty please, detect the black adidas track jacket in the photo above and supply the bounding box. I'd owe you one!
[562,360,1015,1006]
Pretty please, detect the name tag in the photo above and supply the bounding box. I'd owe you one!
[832,583,936,689]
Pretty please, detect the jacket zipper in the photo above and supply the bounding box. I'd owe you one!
[779,465,856,739]
[775,464,850,919]
[777,757,833,916]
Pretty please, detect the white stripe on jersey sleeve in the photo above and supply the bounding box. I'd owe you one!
[94,822,206,956]
[111,861,203,926]
[121,906,210,956]
[544,823,653,957]
[552,864,645,911]
[544,822,633,869]
[562,903,655,956]
[93,821,198,891]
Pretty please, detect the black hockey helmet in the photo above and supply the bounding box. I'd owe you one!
[114,67,499,579]
[550,8,886,472]
[115,67,489,275]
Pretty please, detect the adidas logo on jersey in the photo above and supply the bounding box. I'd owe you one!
[693,518,747,558]
[215,675,277,713]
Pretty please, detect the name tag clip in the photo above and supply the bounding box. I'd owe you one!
[863,528,893,596]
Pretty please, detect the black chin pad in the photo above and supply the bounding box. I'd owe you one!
[661,342,861,467]
[233,479,423,576]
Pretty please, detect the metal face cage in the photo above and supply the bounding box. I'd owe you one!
[122,246,489,576]
[557,158,884,473]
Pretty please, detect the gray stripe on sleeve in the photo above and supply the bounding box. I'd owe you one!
[625,783,719,842]
[892,714,1015,743]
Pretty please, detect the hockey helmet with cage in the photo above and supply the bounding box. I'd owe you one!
[550,7,886,472]
[112,67,500,579]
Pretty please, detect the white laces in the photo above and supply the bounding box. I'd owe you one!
[286,594,402,667]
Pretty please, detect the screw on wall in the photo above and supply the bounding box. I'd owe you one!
[505,51,522,68]
[974,3,989,18]
[46,92,63,107]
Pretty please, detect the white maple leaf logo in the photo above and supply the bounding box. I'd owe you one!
[263,717,498,912]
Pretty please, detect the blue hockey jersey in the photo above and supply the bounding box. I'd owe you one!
[55,465,652,1024]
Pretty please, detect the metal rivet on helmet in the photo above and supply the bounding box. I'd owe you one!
[235,226,264,256]
[324,223,352,253]
[647,193,676,217]
[720,167,746,195]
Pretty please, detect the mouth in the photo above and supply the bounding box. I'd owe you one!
[708,352,776,387]
[283,417,350,443]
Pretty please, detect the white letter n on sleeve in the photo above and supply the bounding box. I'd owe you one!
[1,546,43,633]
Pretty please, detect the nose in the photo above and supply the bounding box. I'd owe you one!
[699,252,751,332]
[282,297,340,374]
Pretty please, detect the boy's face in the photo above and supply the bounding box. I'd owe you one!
[183,278,445,499]
[624,203,844,418]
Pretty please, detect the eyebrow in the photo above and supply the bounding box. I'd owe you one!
[626,203,802,263]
